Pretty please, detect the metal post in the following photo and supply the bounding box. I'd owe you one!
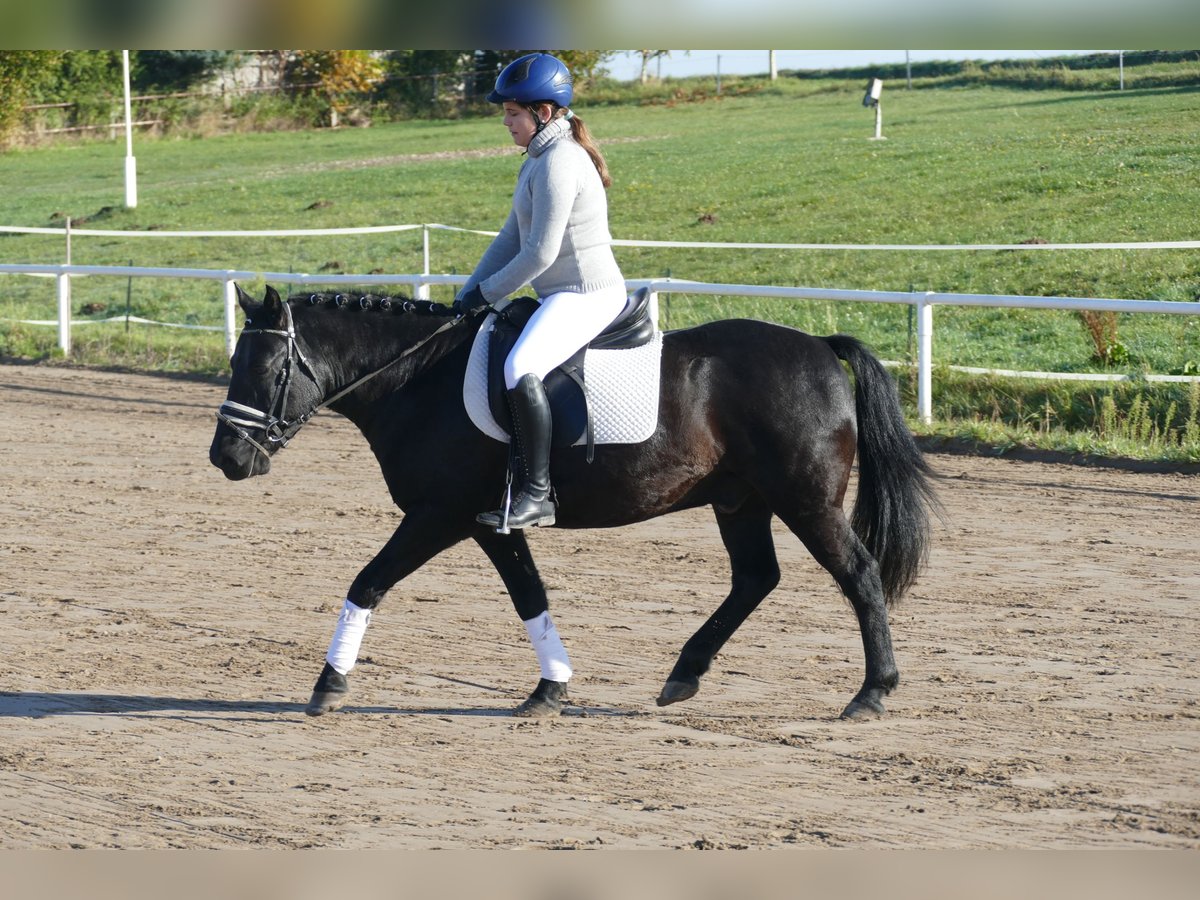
[57,273,71,355]
[716,55,721,96]
[915,293,934,423]
[1119,51,1124,90]
[223,278,238,358]
[416,224,430,300]
[769,51,777,82]
[874,103,883,140]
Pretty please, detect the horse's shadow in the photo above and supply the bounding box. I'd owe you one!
[0,691,634,720]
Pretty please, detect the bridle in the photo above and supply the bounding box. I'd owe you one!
[216,299,474,461]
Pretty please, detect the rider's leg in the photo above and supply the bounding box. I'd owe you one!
[478,286,626,531]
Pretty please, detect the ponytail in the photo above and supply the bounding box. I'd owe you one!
[527,103,613,189]
[565,112,612,189]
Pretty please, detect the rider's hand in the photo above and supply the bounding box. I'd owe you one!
[452,285,488,316]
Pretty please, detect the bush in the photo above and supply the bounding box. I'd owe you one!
[0,51,63,145]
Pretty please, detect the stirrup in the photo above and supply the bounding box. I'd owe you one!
[477,486,556,534]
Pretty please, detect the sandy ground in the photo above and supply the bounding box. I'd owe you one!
[0,362,1197,849]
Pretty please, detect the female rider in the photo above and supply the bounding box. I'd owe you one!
[453,52,627,534]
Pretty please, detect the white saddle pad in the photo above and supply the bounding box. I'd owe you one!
[463,313,663,446]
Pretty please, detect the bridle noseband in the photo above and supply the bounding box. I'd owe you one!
[216,300,319,460]
[216,299,477,461]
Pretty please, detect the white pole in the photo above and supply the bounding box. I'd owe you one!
[716,55,721,95]
[906,50,912,89]
[916,294,934,423]
[57,273,71,355]
[874,103,883,140]
[58,217,72,354]
[416,224,430,300]
[223,278,238,357]
[769,51,777,82]
[1119,51,1124,90]
[123,50,138,208]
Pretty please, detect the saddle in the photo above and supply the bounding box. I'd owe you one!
[487,287,655,462]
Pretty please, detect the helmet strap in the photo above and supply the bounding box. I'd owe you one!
[525,103,555,137]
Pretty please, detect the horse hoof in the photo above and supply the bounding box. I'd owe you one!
[656,678,699,707]
[306,691,349,717]
[513,678,567,718]
[306,663,349,717]
[839,697,886,721]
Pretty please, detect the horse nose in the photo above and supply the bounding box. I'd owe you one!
[209,432,266,480]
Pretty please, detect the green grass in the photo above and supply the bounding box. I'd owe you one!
[1,68,1198,460]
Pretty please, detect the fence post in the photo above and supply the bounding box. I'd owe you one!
[59,216,72,355]
[416,224,431,300]
[223,278,238,358]
[56,272,71,355]
[915,292,934,423]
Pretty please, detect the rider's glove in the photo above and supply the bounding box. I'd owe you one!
[452,285,488,316]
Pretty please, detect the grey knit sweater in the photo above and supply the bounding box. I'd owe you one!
[463,118,624,301]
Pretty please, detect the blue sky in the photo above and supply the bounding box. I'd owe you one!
[604,50,1106,80]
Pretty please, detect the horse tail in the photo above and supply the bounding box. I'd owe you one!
[822,334,938,607]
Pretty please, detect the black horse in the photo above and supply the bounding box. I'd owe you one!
[209,285,937,720]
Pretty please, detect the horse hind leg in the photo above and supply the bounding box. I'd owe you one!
[776,506,898,720]
[658,496,780,707]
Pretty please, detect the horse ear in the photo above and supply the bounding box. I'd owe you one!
[235,283,259,316]
[263,284,283,312]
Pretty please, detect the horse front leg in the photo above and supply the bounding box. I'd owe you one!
[306,511,473,716]
[474,529,569,718]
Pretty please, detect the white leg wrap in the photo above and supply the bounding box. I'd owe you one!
[523,611,572,682]
[325,599,372,675]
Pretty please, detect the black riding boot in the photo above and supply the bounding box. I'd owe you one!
[477,373,557,532]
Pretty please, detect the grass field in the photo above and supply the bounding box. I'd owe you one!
[1,68,1198,459]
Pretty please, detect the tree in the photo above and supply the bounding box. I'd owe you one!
[134,51,237,92]
[286,51,384,126]
[553,51,615,86]
[475,51,616,96]
[380,51,469,116]
[636,50,671,84]
[0,51,62,145]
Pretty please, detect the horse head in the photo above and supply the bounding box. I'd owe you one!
[209,284,323,480]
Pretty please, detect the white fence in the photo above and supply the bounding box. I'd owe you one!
[2,223,1199,423]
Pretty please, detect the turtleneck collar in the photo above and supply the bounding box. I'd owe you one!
[526,116,571,158]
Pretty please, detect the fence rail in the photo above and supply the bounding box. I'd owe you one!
[4,262,1199,423]
[2,222,1198,422]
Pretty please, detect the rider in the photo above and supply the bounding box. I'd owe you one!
[453,52,627,532]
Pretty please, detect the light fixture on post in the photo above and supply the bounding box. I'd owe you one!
[862,77,885,140]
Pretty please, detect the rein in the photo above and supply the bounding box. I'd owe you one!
[217,301,474,460]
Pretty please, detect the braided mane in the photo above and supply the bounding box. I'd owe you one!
[286,290,455,318]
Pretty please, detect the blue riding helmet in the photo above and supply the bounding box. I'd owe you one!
[487,53,573,107]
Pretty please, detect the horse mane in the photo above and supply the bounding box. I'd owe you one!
[286,290,456,319]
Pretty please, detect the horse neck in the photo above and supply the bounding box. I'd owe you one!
[297,305,472,426]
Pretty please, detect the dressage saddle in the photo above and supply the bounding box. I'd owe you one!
[487,286,655,462]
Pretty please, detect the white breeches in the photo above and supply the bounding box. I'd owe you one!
[503,284,628,390]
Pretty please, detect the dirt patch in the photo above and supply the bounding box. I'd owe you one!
[0,363,1196,848]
